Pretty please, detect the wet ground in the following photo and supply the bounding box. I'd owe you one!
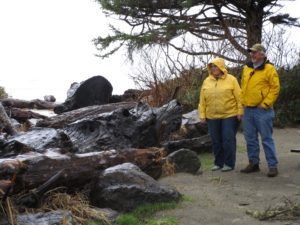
[158,128,300,225]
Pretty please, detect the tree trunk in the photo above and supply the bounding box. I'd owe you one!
[246,8,263,48]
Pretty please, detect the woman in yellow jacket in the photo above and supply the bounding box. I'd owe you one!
[199,58,243,171]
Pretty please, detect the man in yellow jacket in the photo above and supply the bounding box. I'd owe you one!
[199,58,243,171]
[240,43,280,177]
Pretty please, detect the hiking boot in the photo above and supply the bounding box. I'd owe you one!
[221,165,233,172]
[267,168,278,177]
[240,162,260,173]
[211,165,222,171]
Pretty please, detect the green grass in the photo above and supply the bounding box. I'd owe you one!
[237,144,247,153]
[199,152,214,171]
[85,197,195,225]
[114,202,179,225]
[86,220,111,225]
[182,195,194,203]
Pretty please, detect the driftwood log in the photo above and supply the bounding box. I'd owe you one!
[163,135,212,153]
[0,148,166,196]
[37,102,136,129]
[5,107,47,123]
[1,98,57,110]
[0,103,18,136]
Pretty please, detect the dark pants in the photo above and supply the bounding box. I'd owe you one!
[207,116,239,168]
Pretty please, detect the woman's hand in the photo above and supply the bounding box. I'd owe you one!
[200,118,207,124]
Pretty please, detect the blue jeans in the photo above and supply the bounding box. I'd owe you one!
[243,107,278,168]
[207,116,239,168]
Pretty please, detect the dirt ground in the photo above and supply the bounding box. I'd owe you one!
[157,128,300,225]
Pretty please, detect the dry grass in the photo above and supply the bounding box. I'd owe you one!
[162,160,176,177]
[40,191,112,225]
[0,195,18,225]
[246,197,300,221]
[1,190,112,225]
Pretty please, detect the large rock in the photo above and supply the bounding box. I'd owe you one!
[0,128,73,158]
[165,148,200,174]
[90,163,181,211]
[54,76,113,114]
[63,100,182,153]
[17,210,74,225]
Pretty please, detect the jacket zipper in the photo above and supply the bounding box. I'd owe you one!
[245,70,255,103]
[214,79,218,114]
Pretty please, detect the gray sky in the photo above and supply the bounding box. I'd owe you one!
[0,0,299,102]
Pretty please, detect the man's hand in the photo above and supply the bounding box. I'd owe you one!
[237,115,243,121]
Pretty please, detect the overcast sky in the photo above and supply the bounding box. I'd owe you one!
[0,0,299,102]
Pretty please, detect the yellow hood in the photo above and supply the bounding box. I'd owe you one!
[208,57,228,77]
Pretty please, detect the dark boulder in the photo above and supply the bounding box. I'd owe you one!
[165,148,201,174]
[90,163,181,211]
[54,76,113,114]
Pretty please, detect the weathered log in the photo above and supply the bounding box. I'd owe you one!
[54,76,113,114]
[5,107,47,123]
[1,98,57,110]
[181,110,208,138]
[0,128,73,158]
[0,148,166,194]
[62,100,182,153]
[0,180,12,193]
[17,210,74,225]
[17,169,65,207]
[36,102,137,129]
[0,103,18,136]
[162,135,212,153]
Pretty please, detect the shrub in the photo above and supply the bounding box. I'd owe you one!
[274,65,300,126]
[0,86,8,99]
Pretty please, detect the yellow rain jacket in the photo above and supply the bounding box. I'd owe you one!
[198,58,243,120]
[240,60,280,109]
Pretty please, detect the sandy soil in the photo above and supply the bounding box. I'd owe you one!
[157,128,300,225]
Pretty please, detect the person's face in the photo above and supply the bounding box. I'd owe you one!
[210,64,223,77]
[250,51,265,63]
